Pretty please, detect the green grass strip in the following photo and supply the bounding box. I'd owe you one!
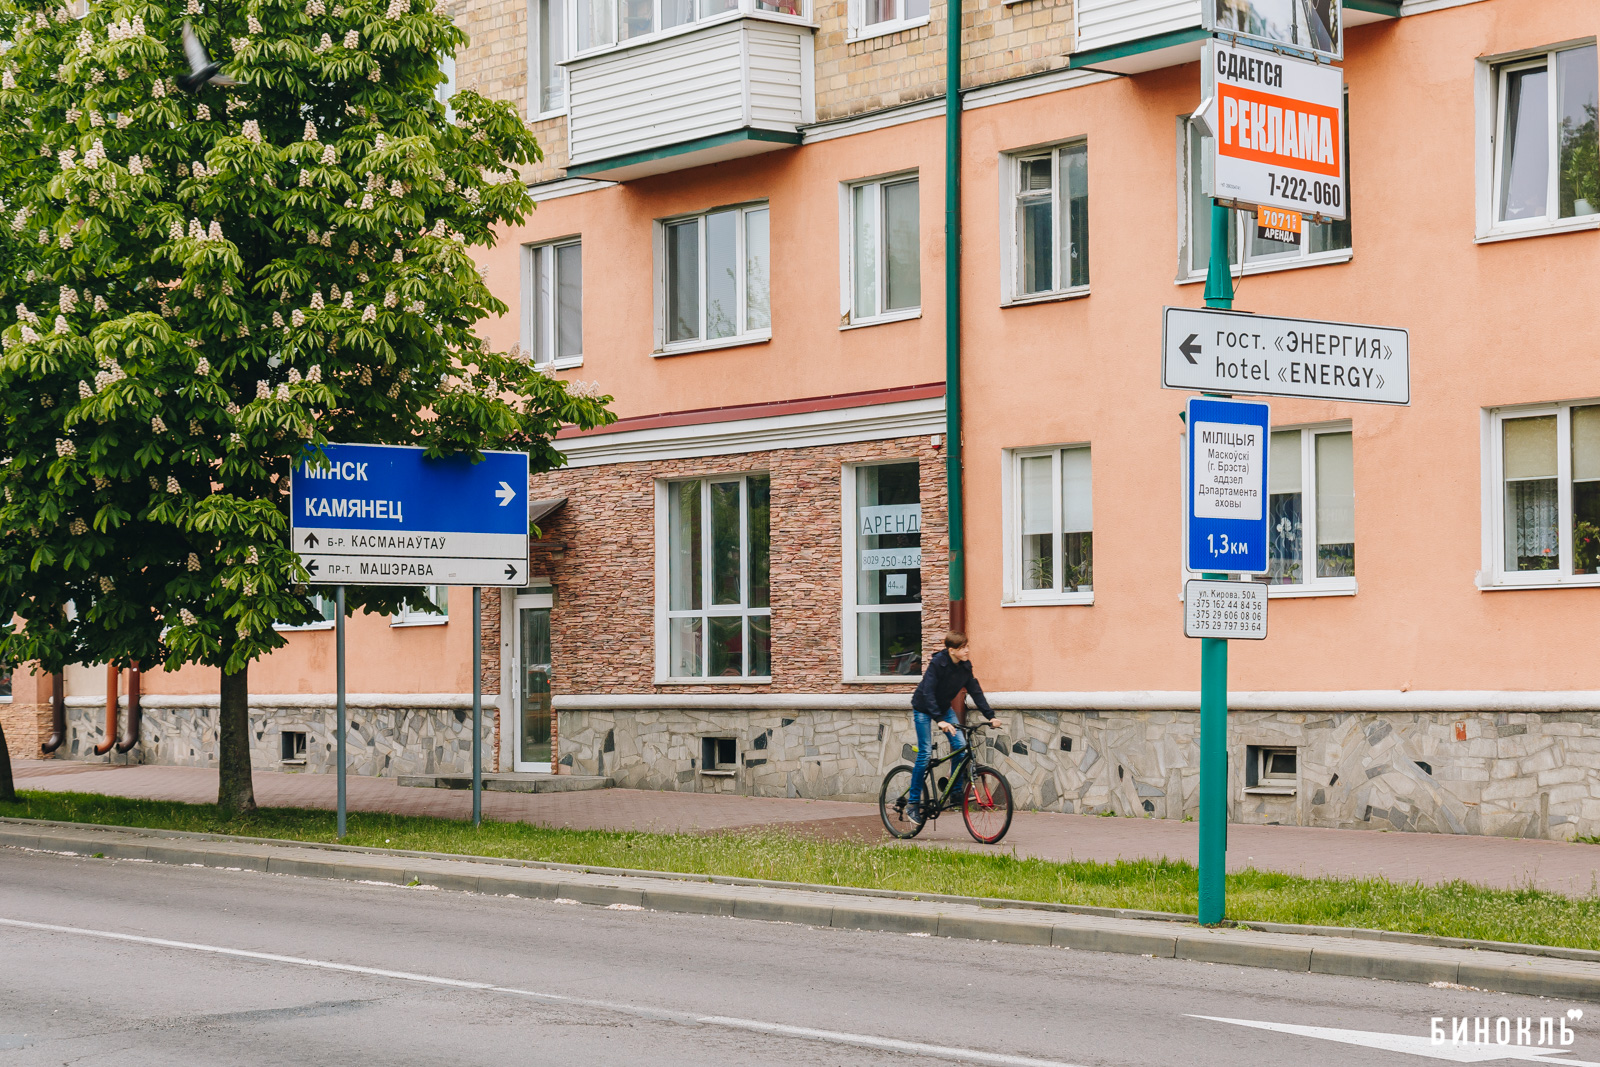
[7,789,1600,950]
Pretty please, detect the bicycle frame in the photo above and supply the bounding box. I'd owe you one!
[917,728,983,816]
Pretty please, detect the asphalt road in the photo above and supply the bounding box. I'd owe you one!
[2,848,1598,1067]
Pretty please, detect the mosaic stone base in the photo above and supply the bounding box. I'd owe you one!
[557,707,1600,840]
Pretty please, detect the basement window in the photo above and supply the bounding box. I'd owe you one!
[281,731,307,765]
[1244,745,1297,795]
[701,736,737,775]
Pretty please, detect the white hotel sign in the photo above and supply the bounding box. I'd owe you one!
[1203,38,1347,221]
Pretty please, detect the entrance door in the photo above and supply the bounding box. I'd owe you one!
[513,592,553,772]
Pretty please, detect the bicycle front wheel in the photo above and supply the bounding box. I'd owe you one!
[962,766,1014,844]
[879,765,926,840]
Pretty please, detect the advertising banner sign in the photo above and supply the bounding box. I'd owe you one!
[1204,38,1346,220]
[1204,0,1341,61]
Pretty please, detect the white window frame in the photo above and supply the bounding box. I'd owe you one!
[393,585,450,627]
[1481,399,1600,590]
[569,0,813,59]
[1177,114,1352,284]
[846,0,927,43]
[1001,445,1094,607]
[436,54,457,122]
[1179,421,1356,600]
[839,172,921,329]
[521,237,584,370]
[1475,39,1600,243]
[841,459,923,683]
[1001,141,1090,306]
[1264,422,1357,598]
[529,0,569,118]
[653,473,773,683]
[274,593,338,632]
[653,202,772,356]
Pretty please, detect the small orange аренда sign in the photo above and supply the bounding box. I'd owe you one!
[1255,206,1303,243]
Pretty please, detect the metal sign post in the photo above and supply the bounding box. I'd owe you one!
[472,587,482,828]
[335,584,347,841]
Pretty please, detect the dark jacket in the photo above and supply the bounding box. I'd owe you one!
[911,649,993,719]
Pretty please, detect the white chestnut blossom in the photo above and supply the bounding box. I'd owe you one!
[151,416,166,433]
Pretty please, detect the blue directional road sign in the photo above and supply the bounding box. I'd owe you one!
[291,443,530,586]
[1186,397,1270,574]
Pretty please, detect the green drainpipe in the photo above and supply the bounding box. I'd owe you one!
[945,0,965,633]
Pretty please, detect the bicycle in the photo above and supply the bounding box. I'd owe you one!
[879,722,1014,844]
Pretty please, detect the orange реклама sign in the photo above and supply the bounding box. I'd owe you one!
[1206,38,1347,221]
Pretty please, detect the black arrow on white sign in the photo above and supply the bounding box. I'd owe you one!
[303,532,319,548]
[1179,334,1202,364]
[504,564,519,581]
[306,559,319,576]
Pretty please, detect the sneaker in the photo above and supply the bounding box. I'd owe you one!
[905,803,924,825]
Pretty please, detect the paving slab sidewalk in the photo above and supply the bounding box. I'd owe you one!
[13,759,1600,896]
[6,818,1600,1003]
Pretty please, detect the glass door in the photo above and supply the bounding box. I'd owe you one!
[514,592,553,772]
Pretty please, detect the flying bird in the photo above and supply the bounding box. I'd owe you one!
[177,21,240,91]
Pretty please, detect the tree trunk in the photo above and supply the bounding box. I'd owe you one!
[0,718,15,802]
[216,665,256,815]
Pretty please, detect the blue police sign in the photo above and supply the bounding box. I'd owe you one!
[290,443,530,586]
[1186,397,1270,574]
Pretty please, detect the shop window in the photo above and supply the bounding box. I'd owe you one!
[1486,402,1600,585]
[1006,141,1088,303]
[843,174,920,327]
[1479,43,1599,240]
[1006,445,1093,604]
[846,461,921,678]
[662,474,772,679]
[659,204,770,352]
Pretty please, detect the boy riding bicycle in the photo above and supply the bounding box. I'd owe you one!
[907,631,1000,824]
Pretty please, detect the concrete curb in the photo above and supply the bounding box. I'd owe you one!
[6,819,1600,1001]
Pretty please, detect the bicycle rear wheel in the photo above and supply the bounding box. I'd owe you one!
[879,765,927,839]
[962,766,1014,844]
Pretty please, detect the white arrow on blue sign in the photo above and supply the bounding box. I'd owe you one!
[290,443,530,587]
[1187,397,1271,575]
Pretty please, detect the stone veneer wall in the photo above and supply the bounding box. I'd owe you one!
[517,434,949,702]
[2,702,52,760]
[61,701,490,777]
[556,707,1600,839]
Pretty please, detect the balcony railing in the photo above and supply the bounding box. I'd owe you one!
[564,9,814,181]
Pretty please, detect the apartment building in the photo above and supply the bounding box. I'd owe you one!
[23,0,1600,844]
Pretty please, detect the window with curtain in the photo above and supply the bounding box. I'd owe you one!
[532,0,568,114]
[855,0,927,37]
[851,462,921,677]
[665,475,771,678]
[662,204,770,350]
[1013,446,1093,601]
[846,175,920,325]
[521,239,583,368]
[1493,45,1599,227]
[1182,108,1350,279]
[1010,142,1089,301]
[1264,425,1355,592]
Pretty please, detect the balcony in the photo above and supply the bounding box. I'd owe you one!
[1070,0,1401,75]
[564,9,814,181]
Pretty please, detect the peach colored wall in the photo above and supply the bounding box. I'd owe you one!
[478,119,949,417]
[958,0,1600,695]
[137,589,480,697]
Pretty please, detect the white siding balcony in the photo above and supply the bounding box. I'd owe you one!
[563,5,814,182]
[1070,0,1399,75]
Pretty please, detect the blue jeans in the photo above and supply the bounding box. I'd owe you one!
[908,708,965,808]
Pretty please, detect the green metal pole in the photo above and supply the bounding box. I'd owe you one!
[1198,200,1232,926]
[944,0,965,631]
